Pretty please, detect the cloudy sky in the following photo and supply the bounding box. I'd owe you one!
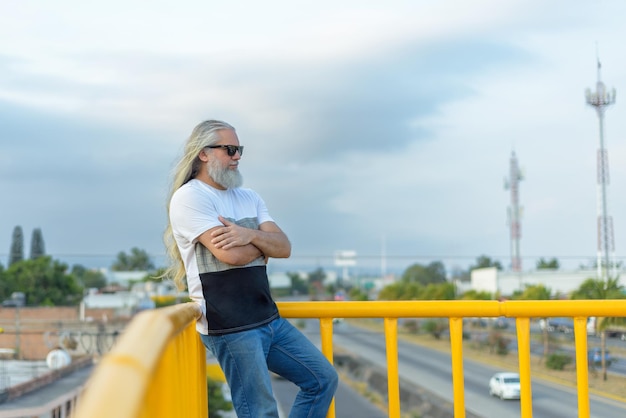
[1,1,625,276]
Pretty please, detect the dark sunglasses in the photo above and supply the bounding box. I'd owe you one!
[206,145,244,157]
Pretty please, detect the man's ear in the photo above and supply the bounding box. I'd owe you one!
[198,148,210,162]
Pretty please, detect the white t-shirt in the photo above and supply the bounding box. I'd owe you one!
[169,179,275,334]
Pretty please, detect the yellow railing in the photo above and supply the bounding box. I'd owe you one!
[73,299,626,418]
[72,303,206,418]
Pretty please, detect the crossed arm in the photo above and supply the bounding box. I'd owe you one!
[197,216,291,266]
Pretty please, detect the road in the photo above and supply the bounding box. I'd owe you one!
[327,321,626,418]
[503,318,626,376]
[269,319,387,418]
[272,377,386,418]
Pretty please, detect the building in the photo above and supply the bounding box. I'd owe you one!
[470,267,624,298]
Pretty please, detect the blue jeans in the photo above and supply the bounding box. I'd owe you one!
[201,317,338,418]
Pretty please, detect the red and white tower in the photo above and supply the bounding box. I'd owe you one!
[585,59,616,280]
[505,151,523,272]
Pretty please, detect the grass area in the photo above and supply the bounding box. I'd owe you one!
[344,318,626,402]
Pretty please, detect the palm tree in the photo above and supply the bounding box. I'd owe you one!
[570,277,625,380]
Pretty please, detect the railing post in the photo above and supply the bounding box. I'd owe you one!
[319,318,336,418]
[449,317,465,418]
[516,317,532,418]
[384,318,400,418]
[574,317,590,418]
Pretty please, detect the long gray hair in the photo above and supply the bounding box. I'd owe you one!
[163,120,235,291]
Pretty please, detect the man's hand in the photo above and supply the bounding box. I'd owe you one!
[210,216,254,250]
[199,215,290,264]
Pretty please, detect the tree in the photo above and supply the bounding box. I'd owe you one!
[536,258,559,270]
[571,277,625,381]
[9,226,24,267]
[377,262,445,300]
[287,272,308,295]
[449,265,471,282]
[307,267,326,297]
[469,255,503,271]
[401,261,446,285]
[111,247,155,271]
[460,289,493,300]
[0,263,7,301]
[377,282,412,300]
[378,281,454,301]
[514,284,552,300]
[4,256,83,306]
[72,264,107,290]
[30,228,46,259]
[348,286,368,301]
[421,282,456,300]
[570,277,624,300]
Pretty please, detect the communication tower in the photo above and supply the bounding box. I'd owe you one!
[585,58,616,280]
[504,151,523,272]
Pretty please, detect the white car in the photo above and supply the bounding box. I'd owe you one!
[489,372,521,400]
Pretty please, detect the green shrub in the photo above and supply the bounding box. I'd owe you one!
[546,353,573,370]
[422,319,447,339]
[487,330,510,355]
[207,378,233,418]
[402,319,420,334]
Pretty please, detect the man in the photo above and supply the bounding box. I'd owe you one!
[165,120,337,418]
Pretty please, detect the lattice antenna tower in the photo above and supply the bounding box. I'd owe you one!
[504,151,523,272]
[585,56,616,280]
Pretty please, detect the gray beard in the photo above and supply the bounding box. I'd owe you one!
[207,159,243,189]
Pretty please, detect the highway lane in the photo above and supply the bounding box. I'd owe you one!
[270,319,386,418]
[422,318,626,377]
[506,318,626,376]
[471,334,626,378]
[272,377,387,418]
[522,338,626,376]
[331,322,626,418]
